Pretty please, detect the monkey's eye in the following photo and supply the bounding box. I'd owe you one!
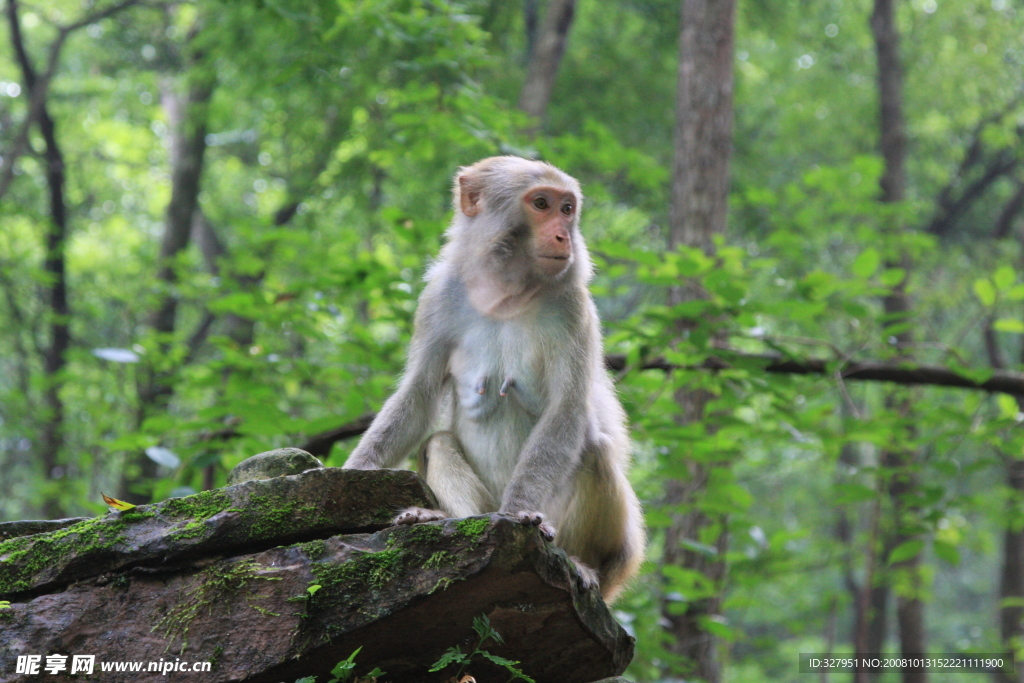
[532,196,549,210]
[561,203,573,216]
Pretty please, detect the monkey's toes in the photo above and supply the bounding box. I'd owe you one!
[569,556,600,592]
[514,510,545,527]
[511,511,555,540]
[393,507,447,525]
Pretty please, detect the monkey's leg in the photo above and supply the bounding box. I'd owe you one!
[394,431,497,525]
[555,437,646,603]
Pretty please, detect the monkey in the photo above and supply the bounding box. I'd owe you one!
[343,156,645,603]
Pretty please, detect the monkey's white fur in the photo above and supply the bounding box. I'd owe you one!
[344,156,645,602]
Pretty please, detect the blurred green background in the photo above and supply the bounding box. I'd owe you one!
[2,0,1024,679]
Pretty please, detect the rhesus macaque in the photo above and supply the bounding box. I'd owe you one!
[344,156,645,602]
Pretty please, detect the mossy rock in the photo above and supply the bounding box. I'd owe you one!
[227,447,324,485]
[0,517,89,542]
[0,515,633,683]
[0,468,437,599]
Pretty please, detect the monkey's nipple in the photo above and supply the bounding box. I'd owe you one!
[499,377,515,397]
[475,378,487,395]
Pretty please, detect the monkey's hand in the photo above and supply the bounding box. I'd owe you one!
[510,510,556,542]
[569,556,600,593]
[394,507,447,525]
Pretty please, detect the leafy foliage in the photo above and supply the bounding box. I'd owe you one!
[428,615,535,683]
[2,0,1024,679]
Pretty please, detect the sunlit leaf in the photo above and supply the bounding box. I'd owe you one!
[851,248,880,278]
[994,265,1016,291]
[994,318,1024,333]
[879,268,906,287]
[997,394,1020,420]
[101,493,136,511]
[974,278,996,307]
[932,539,960,565]
[887,539,925,564]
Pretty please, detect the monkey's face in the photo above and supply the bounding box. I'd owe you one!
[521,185,577,277]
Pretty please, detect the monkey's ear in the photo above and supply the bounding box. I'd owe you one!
[458,174,483,217]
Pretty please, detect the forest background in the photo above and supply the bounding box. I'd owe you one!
[2,0,1024,680]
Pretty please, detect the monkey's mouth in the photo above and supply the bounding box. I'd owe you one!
[537,254,572,276]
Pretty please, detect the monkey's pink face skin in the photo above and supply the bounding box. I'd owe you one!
[523,185,576,276]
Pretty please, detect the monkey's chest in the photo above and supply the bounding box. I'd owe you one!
[448,332,548,422]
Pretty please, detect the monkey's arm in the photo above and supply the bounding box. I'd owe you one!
[499,316,596,517]
[343,294,453,470]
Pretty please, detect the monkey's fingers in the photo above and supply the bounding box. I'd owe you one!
[537,522,556,542]
[393,507,447,526]
[569,556,600,593]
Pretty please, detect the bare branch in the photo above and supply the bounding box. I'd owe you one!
[926,96,1024,237]
[298,414,377,457]
[646,351,1024,395]
[60,0,145,34]
[993,179,1024,241]
[296,350,1024,457]
[0,0,144,201]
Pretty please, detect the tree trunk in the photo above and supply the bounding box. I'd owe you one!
[669,0,734,257]
[836,421,882,683]
[661,0,735,679]
[985,264,1024,683]
[871,0,928,680]
[518,0,577,126]
[523,0,540,60]
[997,458,1024,683]
[871,0,907,205]
[7,0,71,519]
[125,40,215,502]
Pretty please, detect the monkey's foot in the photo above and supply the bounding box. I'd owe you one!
[394,507,447,525]
[569,556,601,592]
[511,510,556,542]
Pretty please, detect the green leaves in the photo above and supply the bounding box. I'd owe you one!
[427,647,468,672]
[974,278,997,307]
[888,540,925,565]
[994,319,1024,333]
[429,615,535,682]
[852,248,880,278]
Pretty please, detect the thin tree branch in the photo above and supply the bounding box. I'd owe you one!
[926,95,1024,237]
[0,0,144,201]
[603,352,1024,394]
[993,180,1024,241]
[182,310,217,366]
[296,351,1024,457]
[298,414,377,457]
[927,153,1019,237]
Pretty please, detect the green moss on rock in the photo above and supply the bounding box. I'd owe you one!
[163,490,234,540]
[153,558,282,654]
[0,510,153,595]
[245,495,321,539]
[456,516,490,539]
